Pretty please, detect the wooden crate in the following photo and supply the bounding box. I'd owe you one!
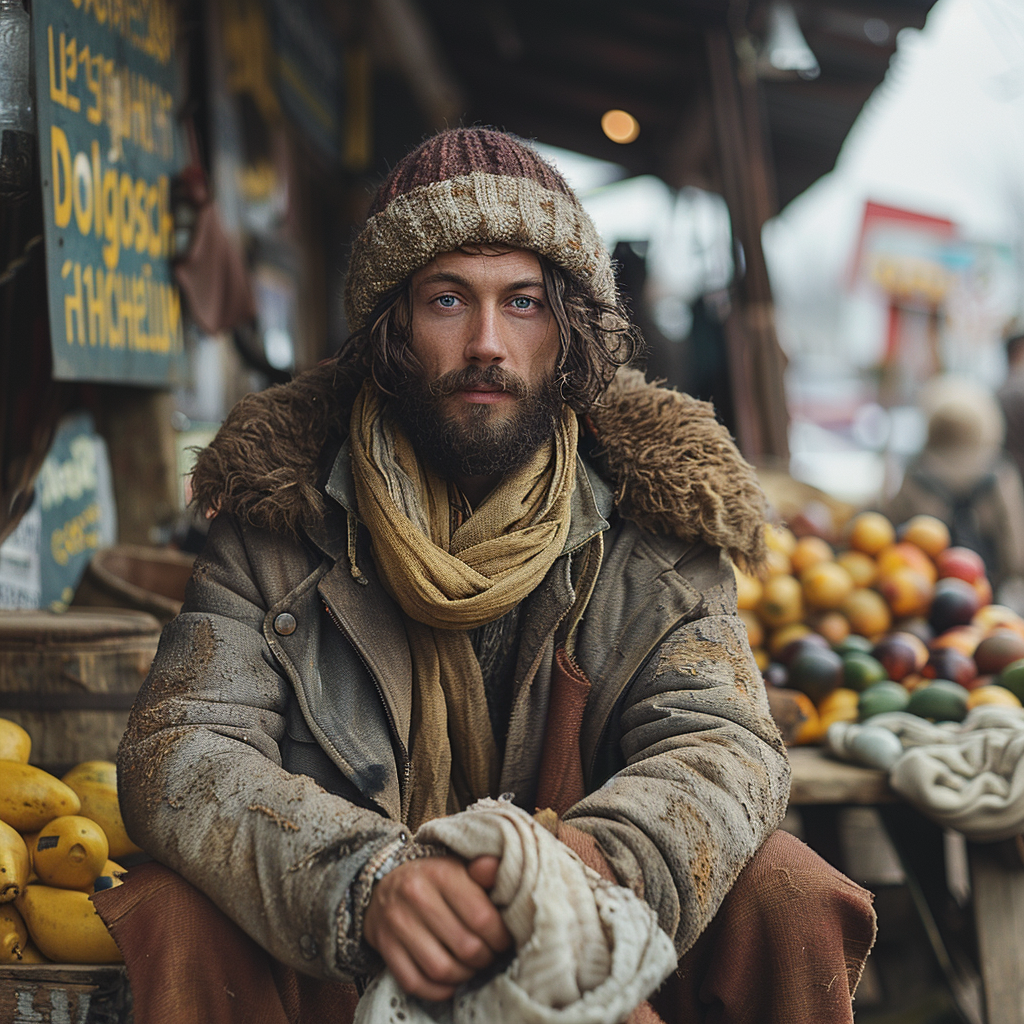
[72,544,194,626]
[0,609,161,774]
[0,963,130,1022]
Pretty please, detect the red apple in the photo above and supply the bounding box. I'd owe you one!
[935,546,986,585]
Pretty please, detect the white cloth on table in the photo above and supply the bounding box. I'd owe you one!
[826,707,1024,841]
[353,798,677,1024]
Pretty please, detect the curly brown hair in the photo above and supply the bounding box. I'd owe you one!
[335,253,643,413]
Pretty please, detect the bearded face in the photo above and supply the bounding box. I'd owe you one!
[385,248,566,484]
[390,364,563,479]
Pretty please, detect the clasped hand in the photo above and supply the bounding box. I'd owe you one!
[363,854,512,1001]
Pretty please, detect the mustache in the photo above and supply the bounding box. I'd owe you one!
[426,365,531,401]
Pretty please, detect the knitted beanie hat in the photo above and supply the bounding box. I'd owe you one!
[344,127,617,331]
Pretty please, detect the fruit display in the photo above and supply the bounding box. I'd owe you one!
[0,720,128,963]
[739,512,1024,745]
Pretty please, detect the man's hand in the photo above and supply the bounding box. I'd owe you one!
[363,854,512,1001]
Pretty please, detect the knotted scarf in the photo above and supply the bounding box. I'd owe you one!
[349,383,581,829]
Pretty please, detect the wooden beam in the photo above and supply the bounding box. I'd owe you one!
[706,26,790,465]
[371,0,465,128]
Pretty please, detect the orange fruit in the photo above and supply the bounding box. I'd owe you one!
[901,672,929,692]
[876,567,934,618]
[875,542,937,584]
[768,622,813,659]
[836,550,877,588]
[974,577,994,606]
[764,549,792,577]
[739,609,764,650]
[758,574,804,629]
[765,523,798,557]
[800,561,854,610]
[817,687,859,717]
[967,685,1022,710]
[790,536,834,575]
[810,611,850,646]
[931,625,984,658]
[817,688,860,736]
[900,515,950,558]
[973,604,1024,637]
[847,511,896,556]
[842,588,892,638]
[733,563,763,611]
[790,691,822,745]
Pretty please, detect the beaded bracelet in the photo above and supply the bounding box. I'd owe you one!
[342,835,448,968]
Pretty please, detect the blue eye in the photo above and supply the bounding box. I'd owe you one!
[510,297,534,310]
[436,295,458,307]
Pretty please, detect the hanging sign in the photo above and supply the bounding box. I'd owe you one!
[33,0,186,386]
[0,413,117,611]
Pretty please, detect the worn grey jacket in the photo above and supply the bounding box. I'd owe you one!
[117,366,791,983]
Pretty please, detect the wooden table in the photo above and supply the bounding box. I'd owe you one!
[788,746,1024,1024]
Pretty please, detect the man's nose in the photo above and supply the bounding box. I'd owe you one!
[464,307,507,364]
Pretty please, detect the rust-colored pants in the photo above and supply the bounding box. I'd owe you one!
[93,829,875,1024]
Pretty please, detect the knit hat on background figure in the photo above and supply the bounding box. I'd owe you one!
[343,127,618,332]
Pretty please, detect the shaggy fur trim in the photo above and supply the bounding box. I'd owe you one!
[588,369,767,572]
[190,365,767,569]
[189,362,360,536]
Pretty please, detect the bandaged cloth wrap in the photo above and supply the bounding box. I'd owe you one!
[354,799,677,1024]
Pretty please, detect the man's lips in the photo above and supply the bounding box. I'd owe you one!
[457,387,513,404]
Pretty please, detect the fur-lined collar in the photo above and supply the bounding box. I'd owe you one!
[190,364,767,571]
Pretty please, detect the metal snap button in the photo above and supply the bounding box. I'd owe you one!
[274,612,297,636]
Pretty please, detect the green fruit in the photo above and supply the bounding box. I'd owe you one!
[997,658,1024,702]
[842,652,888,693]
[858,681,910,721]
[906,680,969,723]
[788,648,843,703]
[833,635,873,656]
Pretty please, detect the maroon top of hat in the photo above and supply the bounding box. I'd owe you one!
[367,127,576,219]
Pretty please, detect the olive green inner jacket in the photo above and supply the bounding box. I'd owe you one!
[117,441,791,983]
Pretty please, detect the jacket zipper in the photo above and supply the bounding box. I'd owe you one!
[322,599,412,822]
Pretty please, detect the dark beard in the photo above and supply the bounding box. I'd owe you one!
[389,365,564,479]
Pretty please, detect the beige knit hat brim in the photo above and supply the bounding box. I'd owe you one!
[344,171,617,331]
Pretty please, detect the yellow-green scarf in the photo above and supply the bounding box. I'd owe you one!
[349,382,579,828]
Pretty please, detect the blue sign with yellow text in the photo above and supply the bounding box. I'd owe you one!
[33,0,186,385]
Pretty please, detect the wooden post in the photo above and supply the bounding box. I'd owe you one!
[93,387,180,546]
[970,842,1024,1024]
[706,27,790,465]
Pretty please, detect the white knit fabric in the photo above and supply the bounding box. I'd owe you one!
[826,707,1024,841]
[353,798,677,1024]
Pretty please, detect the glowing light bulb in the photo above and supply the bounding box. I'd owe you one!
[601,109,640,145]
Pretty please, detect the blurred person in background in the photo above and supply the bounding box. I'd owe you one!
[997,319,1024,482]
[886,374,1024,609]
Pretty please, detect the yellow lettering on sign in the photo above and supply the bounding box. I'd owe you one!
[57,260,184,356]
[61,259,85,346]
[50,125,73,228]
[72,150,94,235]
[51,503,102,567]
